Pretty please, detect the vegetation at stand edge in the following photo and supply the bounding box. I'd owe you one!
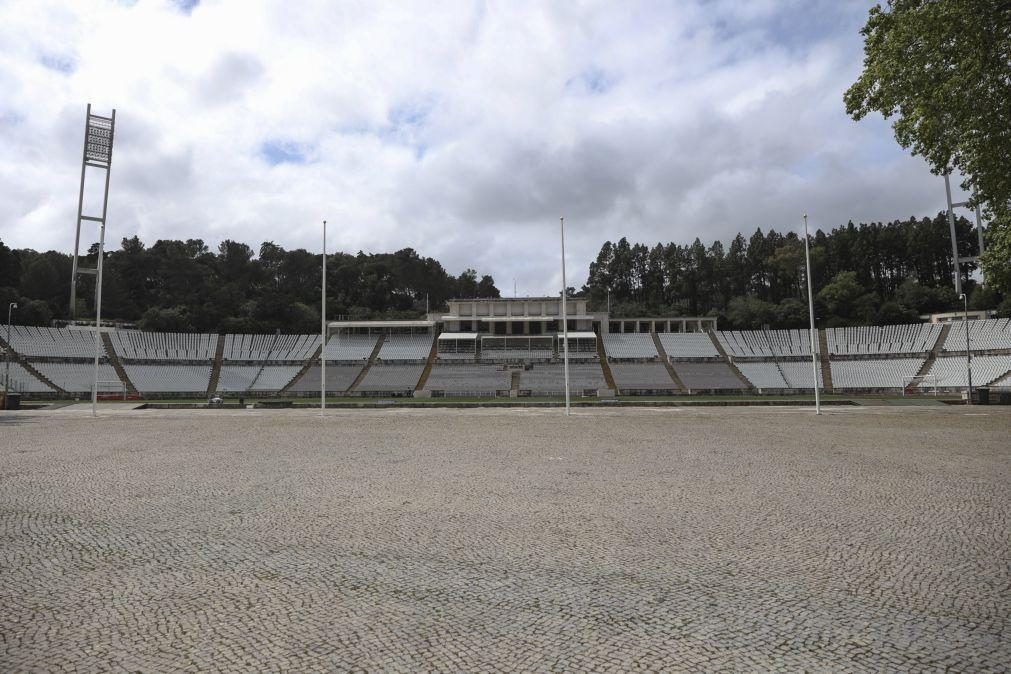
[0,238,499,333]
[583,212,1008,328]
[845,0,1011,291]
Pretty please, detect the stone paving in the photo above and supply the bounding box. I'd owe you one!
[1,406,1009,672]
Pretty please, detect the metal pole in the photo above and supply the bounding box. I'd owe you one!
[944,174,962,295]
[70,104,91,318]
[4,303,15,403]
[803,214,821,415]
[91,109,115,418]
[321,220,326,415]
[560,217,570,416]
[961,293,972,404]
[974,204,985,286]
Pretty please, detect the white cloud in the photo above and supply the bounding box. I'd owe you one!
[0,0,956,295]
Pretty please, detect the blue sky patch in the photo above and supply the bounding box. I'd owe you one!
[260,140,308,166]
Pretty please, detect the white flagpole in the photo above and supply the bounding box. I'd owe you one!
[321,220,327,415]
[560,217,570,416]
[803,214,821,415]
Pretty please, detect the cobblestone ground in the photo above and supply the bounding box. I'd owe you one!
[1,405,1009,672]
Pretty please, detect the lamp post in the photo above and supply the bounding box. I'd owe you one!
[4,302,16,404]
[321,220,327,415]
[803,214,821,415]
[959,292,972,404]
[560,217,570,416]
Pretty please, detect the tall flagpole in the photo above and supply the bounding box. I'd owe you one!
[321,220,327,415]
[803,214,821,415]
[560,217,570,416]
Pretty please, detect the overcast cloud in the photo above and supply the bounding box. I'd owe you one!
[0,0,969,294]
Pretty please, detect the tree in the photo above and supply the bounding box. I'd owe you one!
[844,0,1011,290]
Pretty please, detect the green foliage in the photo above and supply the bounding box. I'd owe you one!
[845,0,1011,290]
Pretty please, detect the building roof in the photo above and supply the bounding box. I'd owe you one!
[328,320,434,329]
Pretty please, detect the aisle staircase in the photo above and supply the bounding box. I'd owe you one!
[707,331,753,390]
[415,331,441,391]
[594,333,616,391]
[906,323,951,393]
[348,334,385,392]
[650,331,685,390]
[206,334,225,396]
[279,342,322,395]
[510,370,521,395]
[101,332,138,396]
[0,333,67,396]
[817,329,833,392]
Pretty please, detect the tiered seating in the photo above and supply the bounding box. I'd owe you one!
[323,335,379,362]
[659,333,719,358]
[217,365,300,392]
[423,364,510,394]
[223,334,319,361]
[736,362,788,389]
[609,362,675,390]
[942,318,1011,352]
[716,330,811,358]
[602,334,658,360]
[830,358,923,389]
[108,331,216,360]
[287,365,362,393]
[778,361,823,389]
[124,364,211,393]
[481,348,554,361]
[921,355,1011,388]
[674,362,746,389]
[356,365,424,392]
[0,363,55,393]
[7,326,105,358]
[377,334,434,361]
[519,363,607,395]
[826,324,940,355]
[32,362,118,393]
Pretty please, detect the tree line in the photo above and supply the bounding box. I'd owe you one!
[0,238,499,333]
[582,212,1008,328]
[1,211,1007,333]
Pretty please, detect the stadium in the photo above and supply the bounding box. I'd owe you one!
[2,296,1010,403]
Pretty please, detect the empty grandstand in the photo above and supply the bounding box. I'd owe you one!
[109,331,216,361]
[33,362,118,393]
[323,334,379,362]
[736,362,789,389]
[826,324,940,355]
[777,361,824,389]
[422,364,511,396]
[830,358,923,389]
[602,334,658,360]
[125,364,211,394]
[942,318,1011,352]
[673,362,747,390]
[377,334,434,362]
[217,365,300,393]
[519,363,607,395]
[921,355,1011,389]
[286,365,363,394]
[716,330,812,358]
[609,362,676,392]
[223,334,319,362]
[659,333,720,359]
[0,363,55,393]
[7,326,106,358]
[356,365,425,393]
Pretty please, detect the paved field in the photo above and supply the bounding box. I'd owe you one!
[1,406,1009,672]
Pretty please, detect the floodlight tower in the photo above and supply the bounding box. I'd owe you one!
[70,105,116,318]
[944,173,986,295]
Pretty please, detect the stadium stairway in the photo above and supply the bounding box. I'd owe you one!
[594,334,617,390]
[0,333,67,396]
[101,332,138,396]
[650,332,686,389]
[206,335,226,396]
[905,324,951,394]
[280,342,322,395]
[510,370,521,395]
[415,332,441,392]
[707,331,754,391]
[349,334,386,392]
[818,329,834,392]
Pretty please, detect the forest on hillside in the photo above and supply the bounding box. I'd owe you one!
[0,238,499,334]
[1,211,1007,333]
[584,212,1007,328]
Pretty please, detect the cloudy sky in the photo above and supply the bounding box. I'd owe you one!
[0,0,967,293]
